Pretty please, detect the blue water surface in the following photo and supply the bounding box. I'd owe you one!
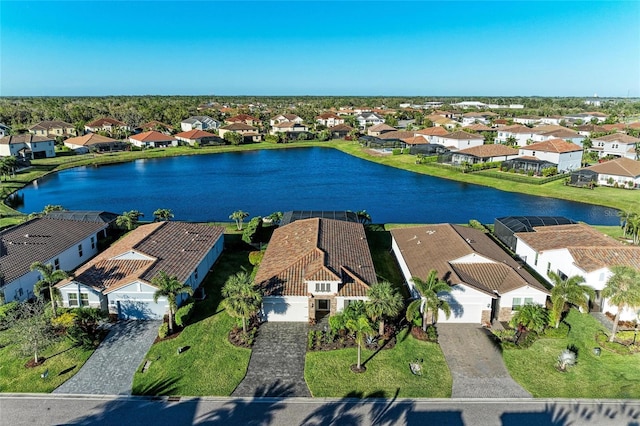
[15,147,619,225]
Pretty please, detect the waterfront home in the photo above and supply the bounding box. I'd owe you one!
[316,113,344,128]
[591,133,639,160]
[180,116,219,132]
[0,134,56,159]
[432,131,484,151]
[449,144,519,165]
[269,121,309,135]
[518,139,582,172]
[29,120,76,138]
[225,114,260,127]
[514,223,640,321]
[85,117,131,134]
[579,157,640,189]
[63,133,126,153]
[129,131,178,148]
[414,126,449,143]
[367,123,396,136]
[174,129,222,146]
[254,218,377,322]
[391,224,549,324]
[0,212,115,302]
[328,123,353,139]
[56,222,224,320]
[355,112,385,129]
[218,123,262,142]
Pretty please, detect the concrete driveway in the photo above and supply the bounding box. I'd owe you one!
[437,323,531,398]
[232,322,311,397]
[54,320,161,395]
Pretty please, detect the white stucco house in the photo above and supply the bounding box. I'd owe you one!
[495,125,538,146]
[514,223,640,321]
[581,157,640,189]
[391,224,549,325]
[0,134,56,159]
[56,222,224,320]
[518,139,583,172]
[356,112,385,129]
[432,131,484,151]
[592,134,639,160]
[180,116,219,132]
[0,211,115,302]
[129,131,178,148]
[254,218,377,323]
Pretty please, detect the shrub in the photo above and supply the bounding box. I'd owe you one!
[541,166,558,177]
[307,331,315,350]
[392,148,402,155]
[0,301,20,329]
[66,308,108,348]
[51,311,77,329]
[242,216,262,244]
[158,322,169,339]
[329,312,346,334]
[175,302,194,327]
[249,251,264,266]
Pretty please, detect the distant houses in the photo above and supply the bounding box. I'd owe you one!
[129,131,178,148]
[0,134,56,159]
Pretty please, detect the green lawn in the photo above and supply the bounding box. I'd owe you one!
[131,244,253,396]
[503,310,640,398]
[0,331,96,393]
[305,329,452,398]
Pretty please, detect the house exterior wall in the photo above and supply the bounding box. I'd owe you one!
[107,281,167,320]
[596,173,640,188]
[518,148,581,172]
[58,281,105,310]
[336,296,368,312]
[29,140,56,158]
[434,136,483,151]
[438,284,493,324]
[500,286,548,317]
[391,236,417,297]
[262,295,309,322]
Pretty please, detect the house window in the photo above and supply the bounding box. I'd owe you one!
[69,293,78,307]
[91,236,95,250]
[546,262,551,274]
[194,269,198,281]
[54,258,60,270]
[315,282,331,293]
[599,272,605,281]
[78,244,83,257]
[317,299,330,311]
[512,297,522,310]
[534,253,538,266]
[80,293,89,307]
[524,297,534,305]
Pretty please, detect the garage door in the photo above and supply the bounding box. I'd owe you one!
[115,298,164,320]
[262,298,308,322]
[438,302,483,324]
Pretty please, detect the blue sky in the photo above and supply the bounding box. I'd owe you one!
[1,1,638,96]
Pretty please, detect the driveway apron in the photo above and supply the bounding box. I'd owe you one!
[232,322,311,397]
[437,323,532,398]
[53,320,161,395]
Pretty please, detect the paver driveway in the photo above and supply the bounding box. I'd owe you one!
[437,323,531,398]
[54,320,161,395]
[232,322,311,397]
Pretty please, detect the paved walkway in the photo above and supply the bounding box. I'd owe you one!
[591,312,614,332]
[54,320,161,395]
[232,322,311,397]
[437,324,531,398]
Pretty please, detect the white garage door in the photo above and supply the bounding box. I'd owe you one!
[438,302,483,324]
[262,297,308,322]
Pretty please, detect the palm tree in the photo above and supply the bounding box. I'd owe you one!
[356,210,372,225]
[152,271,193,335]
[405,270,452,331]
[548,271,596,328]
[153,208,174,222]
[346,315,374,371]
[116,210,144,231]
[602,266,640,342]
[221,271,262,333]
[229,210,249,231]
[30,261,68,318]
[365,281,403,336]
[509,304,549,334]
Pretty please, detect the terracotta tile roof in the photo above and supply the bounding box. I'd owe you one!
[404,136,428,145]
[368,123,396,132]
[415,127,449,136]
[220,123,257,131]
[316,113,341,120]
[455,144,519,157]
[86,117,126,127]
[174,129,217,140]
[501,125,534,134]
[463,124,494,132]
[255,218,377,297]
[57,222,224,292]
[378,130,414,140]
[29,120,74,131]
[440,131,483,140]
[531,125,568,133]
[602,123,626,131]
[584,157,640,177]
[576,124,607,133]
[64,133,118,146]
[628,122,640,130]
[594,133,640,144]
[515,223,621,252]
[522,139,582,153]
[567,247,640,272]
[391,224,547,296]
[227,114,258,122]
[272,122,306,129]
[537,129,579,139]
[0,217,109,284]
[329,124,353,132]
[0,134,54,145]
[129,131,176,142]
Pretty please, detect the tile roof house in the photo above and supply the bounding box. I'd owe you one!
[180,116,219,132]
[174,129,223,146]
[129,131,178,148]
[367,123,396,136]
[0,213,113,302]
[518,139,583,172]
[592,133,639,160]
[581,157,640,189]
[355,112,385,129]
[414,126,449,143]
[270,114,303,127]
[218,123,262,142]
[29,121,77,138]
[84,117,131,134]
[63,133,127,153]
[450,144,519,165]
[514,223,640,321]
[433,131,484,151]
[328,123,353,139]
[269,121,309,135]
[0,134,56,159]
[226,114,260,127]
[316,113,344,128]
[56,222,224,320]
[254,218,377,322]
[391,224,548,324]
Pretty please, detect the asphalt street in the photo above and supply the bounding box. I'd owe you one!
[1,395,639,426]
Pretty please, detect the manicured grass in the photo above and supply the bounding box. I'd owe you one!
[0,331,96,393]
[131,244,253,396]
[502,310,640,398]
[305,329,452,398]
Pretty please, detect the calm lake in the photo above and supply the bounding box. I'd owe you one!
[14,147,618,225]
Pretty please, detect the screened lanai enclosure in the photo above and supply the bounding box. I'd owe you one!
[494,216,577,252]
[569,169,598,187]
[501,157,556,174]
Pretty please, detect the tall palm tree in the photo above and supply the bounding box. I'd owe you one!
[229,210,249,231]
[356,210,372,225]
[346,315,374,370]
[602,266,640,342]
[548,271,595,328]
[153,208,174,222]
[509,304,549,333]
[116,210,144,231]
[221,271,262,333]
[365,281,403,336]
[152,271,193,334]
[405,270,452,331]
[30,261,68,318]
